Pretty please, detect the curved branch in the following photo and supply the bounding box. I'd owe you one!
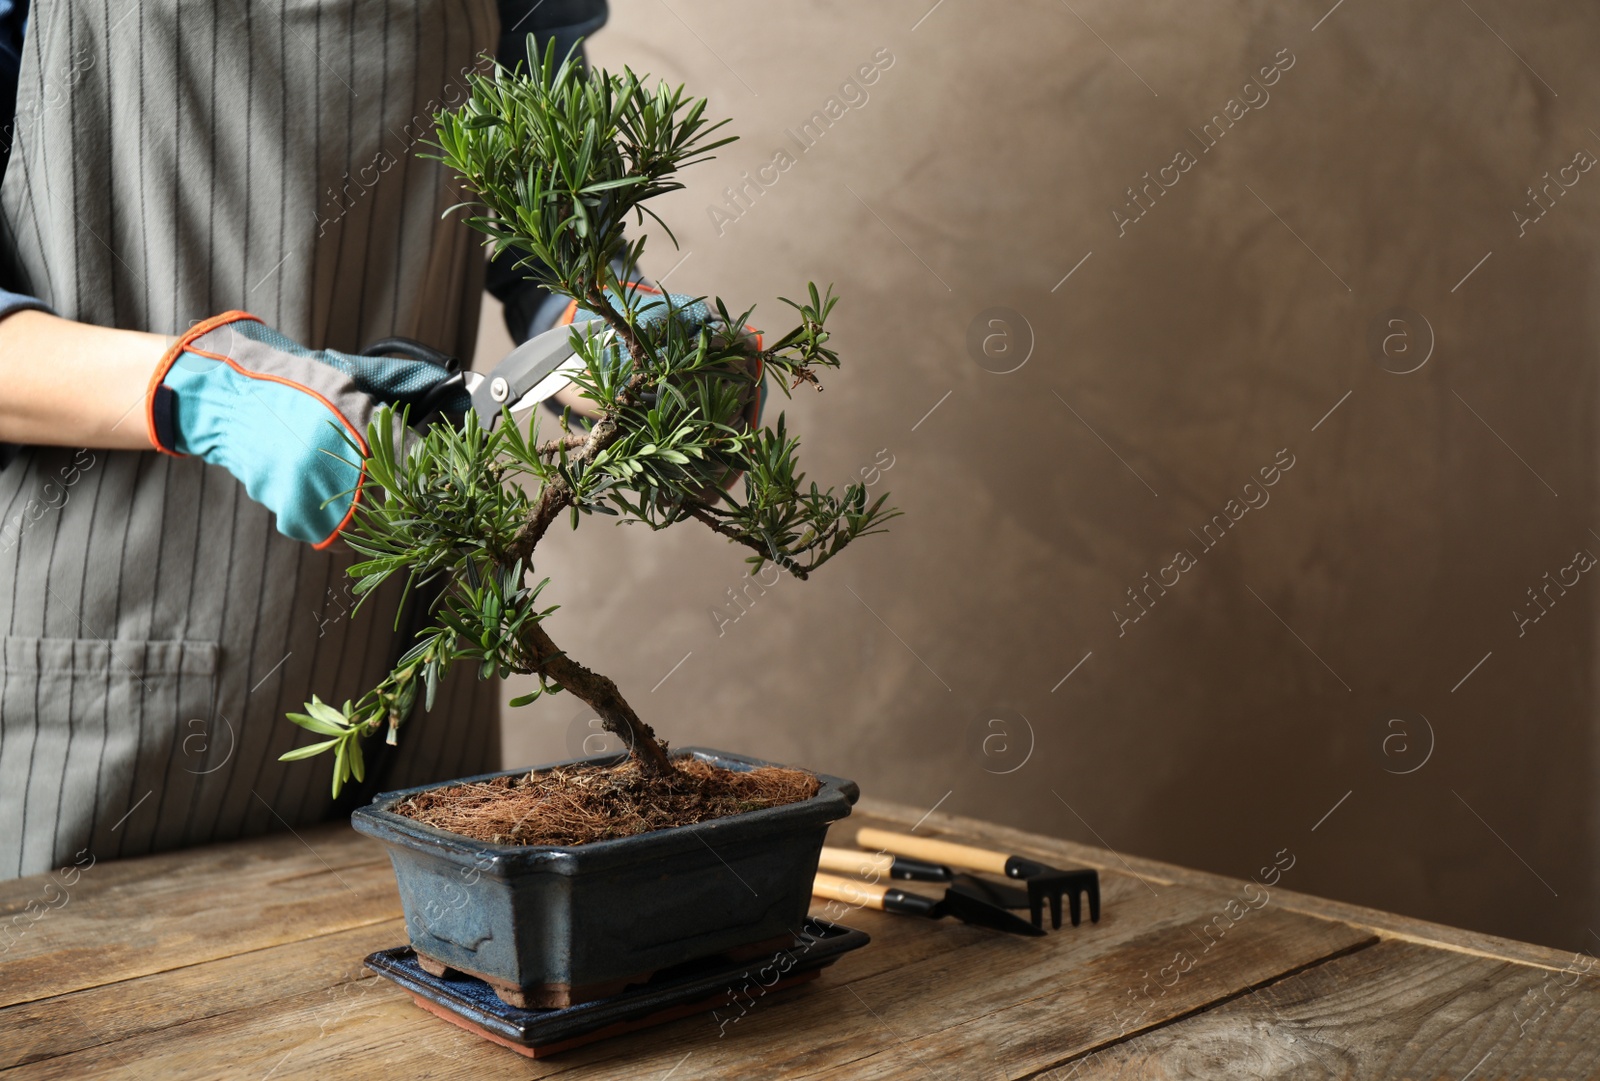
[683,504,809,580]
[536,434,590,457]
[519,619,677,776]
[503,281,659,564]
[503,415,620,565]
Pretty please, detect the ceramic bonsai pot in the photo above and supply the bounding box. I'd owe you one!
[351,747,859,1008]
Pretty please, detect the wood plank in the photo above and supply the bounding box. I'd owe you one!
[0,969,532,1081]
[0,849,942,1075]
[712,890,1371,1079]
[1038,938,1600,1079]
[24,802,1583,1079]
[0,809,945,1079]
[595,866,1370,1080]
[854,797,1583,973]
[0,824,397,1008]
[7,836,1373,1079]
[0,823,380,916]
[0,897,938,1080]
[0,919,407,1069]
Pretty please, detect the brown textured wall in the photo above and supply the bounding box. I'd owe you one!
[479,0,1600,951]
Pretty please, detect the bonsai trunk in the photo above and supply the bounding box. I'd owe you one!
[498,289,685,779]
[521,620,677,776]
[498,283,771,781]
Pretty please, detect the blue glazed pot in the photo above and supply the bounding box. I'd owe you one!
[351,747,859,1008]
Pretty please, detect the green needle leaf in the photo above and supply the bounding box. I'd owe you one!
[278,739,339,762]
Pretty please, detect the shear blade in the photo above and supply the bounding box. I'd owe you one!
[469,320,608,428]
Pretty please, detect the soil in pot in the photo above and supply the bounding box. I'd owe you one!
[392,756,820,846]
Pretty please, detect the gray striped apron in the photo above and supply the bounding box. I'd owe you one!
[0,0,502,879]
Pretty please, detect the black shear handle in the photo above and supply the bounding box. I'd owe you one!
[359,336,468,432]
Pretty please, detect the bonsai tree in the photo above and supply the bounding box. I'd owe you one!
[283,44,897,797]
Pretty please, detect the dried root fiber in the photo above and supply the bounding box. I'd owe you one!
[393,756,821,847]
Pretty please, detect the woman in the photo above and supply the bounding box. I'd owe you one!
[0,0,609,879]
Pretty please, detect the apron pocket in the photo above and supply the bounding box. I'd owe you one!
[0,636,220,878]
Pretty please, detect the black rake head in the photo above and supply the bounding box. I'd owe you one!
[1005,856,1102,930]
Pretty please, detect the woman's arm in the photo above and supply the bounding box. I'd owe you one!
[0,310,173,450]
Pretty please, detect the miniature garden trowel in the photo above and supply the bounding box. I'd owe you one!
[811,872,1046,937]
[856,828,1102,931]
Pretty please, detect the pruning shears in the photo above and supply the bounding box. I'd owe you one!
[361,290,761,441]
[360,315,609,433]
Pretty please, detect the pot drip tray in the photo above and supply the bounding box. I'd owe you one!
[364,918,870,1059]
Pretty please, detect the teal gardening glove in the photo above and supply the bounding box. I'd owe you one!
[555,282,767,433]
[145,311,467,548]
[556,283,767,495]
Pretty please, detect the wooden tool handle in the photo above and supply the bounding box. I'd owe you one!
[811,872,890,910]
[855,828,1010,875]
[817,847,895,878]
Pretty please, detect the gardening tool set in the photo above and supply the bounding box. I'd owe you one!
[813,829,1102,938]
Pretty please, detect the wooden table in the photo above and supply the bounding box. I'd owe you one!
[3,798,1597,1079]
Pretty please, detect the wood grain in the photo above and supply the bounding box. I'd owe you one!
[0,824,396,1008]
[0,920,405,1069]
[2,806,1591,1079]
[2,811,1373,1079]
[1040,938,1600,1079]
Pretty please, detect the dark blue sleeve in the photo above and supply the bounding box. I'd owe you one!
[488,0,608,343]
[0,0,46,320]
[0,286,40,321]
[0,0,39,472]
[0,0,25,183]
[496,0,607,74]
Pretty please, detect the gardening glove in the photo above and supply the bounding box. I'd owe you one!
[562,283,766,498]
[558,282,767,434]
[145,311,468,548]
